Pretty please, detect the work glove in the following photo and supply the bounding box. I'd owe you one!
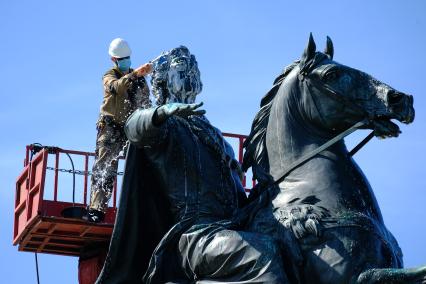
[133,63,153,77]
[153,102,206,126]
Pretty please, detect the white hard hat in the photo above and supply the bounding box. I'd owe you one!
[108,38,132,58]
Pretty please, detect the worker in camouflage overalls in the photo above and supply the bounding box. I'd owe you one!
[88,38,152,222]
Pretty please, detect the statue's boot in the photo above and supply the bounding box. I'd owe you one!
[357,265,426,284]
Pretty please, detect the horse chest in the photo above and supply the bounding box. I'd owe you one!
[272,158,381,219]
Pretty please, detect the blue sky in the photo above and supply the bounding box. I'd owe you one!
[1,1,425,283]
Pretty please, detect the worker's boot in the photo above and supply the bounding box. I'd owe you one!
[86,208,105,223]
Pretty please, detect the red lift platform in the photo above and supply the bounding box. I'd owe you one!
[13,133,250,284]
[13,145,119,256]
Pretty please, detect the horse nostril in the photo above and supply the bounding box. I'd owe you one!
[390,93,415,124]
[405,95,415,123]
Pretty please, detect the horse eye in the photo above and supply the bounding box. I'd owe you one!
[324,70,339,81]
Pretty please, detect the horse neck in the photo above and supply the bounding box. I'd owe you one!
[265,88,347,180]
[265,90,384,222]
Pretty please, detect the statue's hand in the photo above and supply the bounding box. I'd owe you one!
[154,102,206,125]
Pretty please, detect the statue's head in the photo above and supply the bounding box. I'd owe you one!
[151,46,203,105]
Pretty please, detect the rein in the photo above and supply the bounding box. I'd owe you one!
[273,119,373,186]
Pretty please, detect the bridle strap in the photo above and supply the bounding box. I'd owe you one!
[273,120,373,186]
[304,76,377,155]
[306,76,370,117]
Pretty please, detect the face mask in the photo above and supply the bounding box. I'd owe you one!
[117,58,131,72]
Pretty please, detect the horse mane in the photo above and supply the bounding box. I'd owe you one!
[242,60,299,184]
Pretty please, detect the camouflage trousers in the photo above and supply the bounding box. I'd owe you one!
[89,121,127,213]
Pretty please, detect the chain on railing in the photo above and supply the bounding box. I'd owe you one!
[26,144,124,207]
[45,166,124,176]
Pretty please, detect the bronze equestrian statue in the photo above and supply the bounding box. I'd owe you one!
[96,38,426,283]
[243,34,426,283]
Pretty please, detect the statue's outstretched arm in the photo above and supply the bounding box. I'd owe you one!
[124,107,166,146]
[125,103,205,146]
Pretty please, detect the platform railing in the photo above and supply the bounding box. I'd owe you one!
[222,132,255,190]
[23,132,252,211]
[25,145,123,208]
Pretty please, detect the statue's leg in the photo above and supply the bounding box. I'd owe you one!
[178,225,289,283]
[246,204,304,283]
[301,227,399,284]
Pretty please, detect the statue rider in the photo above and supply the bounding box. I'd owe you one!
[95,46,288,283]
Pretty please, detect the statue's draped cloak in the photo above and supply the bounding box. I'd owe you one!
[95,142,181,283]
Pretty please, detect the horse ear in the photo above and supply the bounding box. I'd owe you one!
[324,36,334,59]
[301,33,316,65]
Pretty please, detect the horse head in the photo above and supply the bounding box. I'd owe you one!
[243,34,415,185]
[297,34,414,138]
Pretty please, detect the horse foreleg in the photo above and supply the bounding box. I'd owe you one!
[356,266,426,284]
